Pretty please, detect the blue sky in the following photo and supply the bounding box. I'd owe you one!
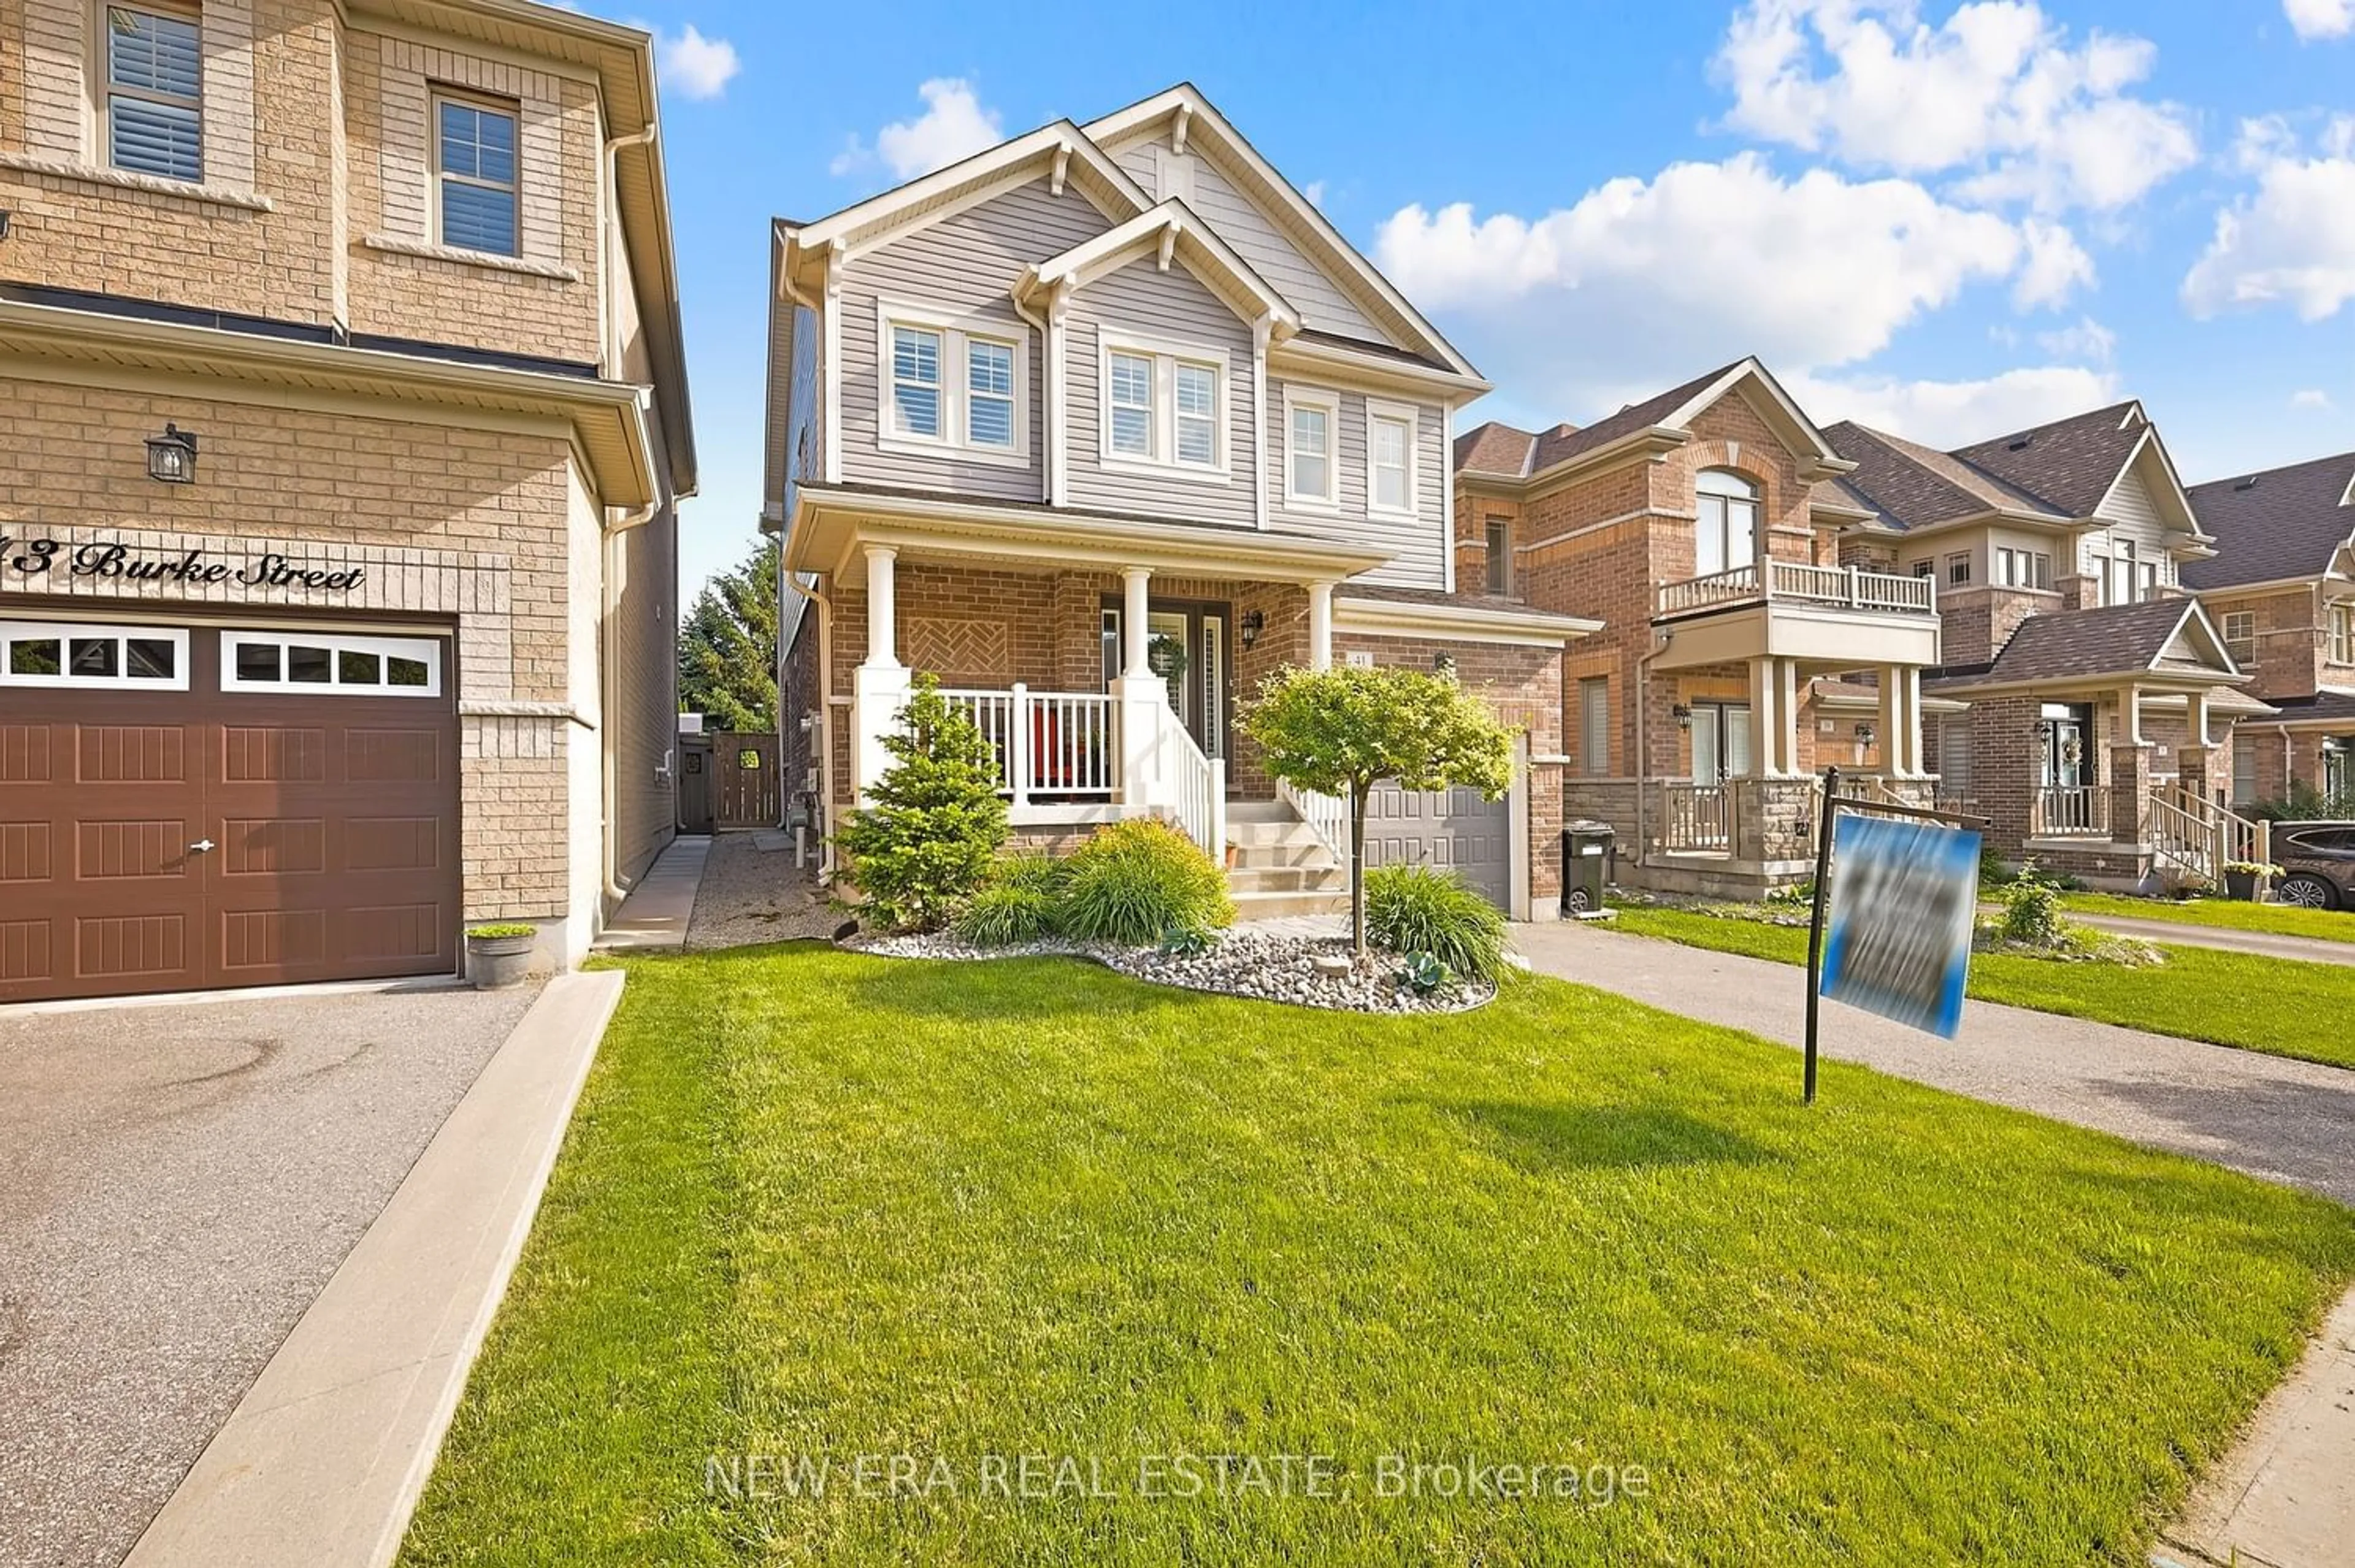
[603,0,2355,602]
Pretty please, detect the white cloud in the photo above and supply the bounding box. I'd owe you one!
[2292,388,2337,410]
[2035,315,2116,362]
[2285,0,2355,40]
[1302,180,1328,209]
[1374,153,2085,416]
[1716,0,2197,211]
[2183,115,2355,321]
[653,24,738,101]
[830,78,1004,182]
[1785,364,2121,448]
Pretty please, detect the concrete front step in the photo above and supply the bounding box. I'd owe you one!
[1230,839,1331,870]
[1231,888,1351,921]
[1228,820,1327,850]
[1227,865,1347,895]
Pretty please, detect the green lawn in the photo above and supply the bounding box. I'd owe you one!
[1614,906,2355,1073]
[2060,891,2355,945]
[400,946,2355,1567]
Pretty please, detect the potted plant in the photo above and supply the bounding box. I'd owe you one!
[2223,860,2283,902]
[465,922,538,989]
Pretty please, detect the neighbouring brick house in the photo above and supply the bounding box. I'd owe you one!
[0,0,694,1001]
[2183,449,2355,809]
[1823,402,2267,886]
[765,85,1598,919]
[1453,358,1944,898]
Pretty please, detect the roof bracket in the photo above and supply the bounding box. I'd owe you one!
[1049,145,1070,197]
[1157,224,1176,272]
[1172,105,1191,156]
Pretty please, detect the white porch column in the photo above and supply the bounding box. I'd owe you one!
[1901,667,1926,777]
[1877,667,1904,779]
[850,543,909,805]
[1308,581,1334,671]
[1113,567,1162,808]
[1776,657,1799,777]
[1748,656,1783,778]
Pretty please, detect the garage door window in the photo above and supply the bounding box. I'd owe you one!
[220,632,442,697]
[1,622,188,689]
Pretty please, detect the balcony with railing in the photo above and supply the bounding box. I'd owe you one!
[1655,560,1939,619]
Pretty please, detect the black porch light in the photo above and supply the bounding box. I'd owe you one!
[1672,702,1694,730]
[145,423,199,484]
[1854,720,1877,748]
[1239,609,1264,649]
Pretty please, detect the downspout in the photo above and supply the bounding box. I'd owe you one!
[794,573,837,879]
[1008,278,1052,505]
[1631,628,1673,871]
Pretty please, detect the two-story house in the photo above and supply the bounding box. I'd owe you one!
[2185,449,2355,809]
[0,0,694,1001]
[1825,403,2265,885]
[1453,358,1945,898]
[765,85,1599,920]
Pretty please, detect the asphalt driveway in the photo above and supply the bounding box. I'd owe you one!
[0,981,540,1568]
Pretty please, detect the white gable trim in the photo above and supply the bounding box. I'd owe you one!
[1083,86,1483,384]
[792,122,1151,264]
[1664,358,1853,475]
[2097,428,2210,543]
[1019,199,1300,332]
[2153,600,2242,678]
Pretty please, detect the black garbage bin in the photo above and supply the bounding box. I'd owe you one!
[1561,820,1615,915]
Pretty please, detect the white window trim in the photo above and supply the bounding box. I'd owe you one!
[1095,328,1232,486]
[2220,610,2254,660]
[218,630,445,697]
[429,87,521,259]
[1945,551,1972,586]
[2332,603,2355,667]
[101,1,205,185]
[1282,383,1341,512]
[875,299,1033,470]
[1364,397,1420,521]
[1,621,189,690]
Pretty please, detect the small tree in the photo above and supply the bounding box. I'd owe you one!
[832,675,1008,931]
[678,538,779,733]
[1243,664,1514,955]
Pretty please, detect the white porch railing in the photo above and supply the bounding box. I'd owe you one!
[1653,560,1937,618]
[1278,779,1349,862]
[938,684,1117,804]
[1157,721,1227,860]
[2150,784,2272,884]
[2032,784,2108,837]
[1660,782,1733,851]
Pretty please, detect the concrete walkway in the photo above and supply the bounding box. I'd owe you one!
[2069,910,2355,968]
[1514,921,2355,1568]
[592,834,710,952]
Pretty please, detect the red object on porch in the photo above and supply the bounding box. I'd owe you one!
[1032,706,1070,789]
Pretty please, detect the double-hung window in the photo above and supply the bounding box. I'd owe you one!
[1994,547,2054,589]
[2332,603,2355,666]
[1485,519,1512,596]
[1694,470,1759,577]
[881,305,1029,462]
[106,5,204,183]
[2221,611,2255,667]
[1367,402,1417,517]
[435,94,521,256]
[1101,338,1225,475]
[1578,677,1610,776]
[1286,388,1338,507]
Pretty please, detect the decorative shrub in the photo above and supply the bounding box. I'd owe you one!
[1057,818,1234,945]
[1993,863,2067,949]
[832,675,1009,932]
[1364,864,1509,984]
[466,922,536,940]
[1394,951,1450,995]
[951,854,1069,946]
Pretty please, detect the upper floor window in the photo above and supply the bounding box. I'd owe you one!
[1995,547,2052,590]
[1946,552,1972,586]
[2332,603,2355,666]
[1694,470,1758,577]
[1485,518,1512,596]
[106,5,203,185]
[1278,386,1340,507]
[1911,559,1934,579]
[1368,403,1417,518]
[2220,610,2255,665]
[1102,337,1225,477]
[881,304,1030,465]
[435,94,520,256]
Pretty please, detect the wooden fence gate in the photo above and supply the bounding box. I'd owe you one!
[713,731,780,828]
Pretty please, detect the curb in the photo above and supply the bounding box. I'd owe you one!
[120,969,626,1567]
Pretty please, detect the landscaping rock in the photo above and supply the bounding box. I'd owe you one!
[846,927,1495,1014]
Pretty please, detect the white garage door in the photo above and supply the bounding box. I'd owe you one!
[1363,784,1511,910]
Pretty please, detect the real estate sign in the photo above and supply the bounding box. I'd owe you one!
[1819,813,1980,1039]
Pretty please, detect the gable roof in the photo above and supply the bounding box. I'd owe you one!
[1473,358,1851,487]
[1453,420,1539,477]
[1952,598,2242,688]
[2183,449,2355,591]
[1016,198,1299,330]
[1081,83,1481,383]
[1824,420,2064,532]
[1950,402,2153,519]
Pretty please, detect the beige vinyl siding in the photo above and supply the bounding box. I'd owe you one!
[2085,467,2181,591]
[1110,131,1392,348]
[1270,378,1446,589]
[1065,254,1256,528]
[836,178,1108,499]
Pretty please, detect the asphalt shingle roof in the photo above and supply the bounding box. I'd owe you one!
[1949,402,2148,518]
[1453,421,1537,476]
[1961,599,2208,685]
[2182,450,2355,591]
[1824,421,2060,532]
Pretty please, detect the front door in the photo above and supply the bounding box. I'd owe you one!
[1690,702,1752,783]
[1101,599,1230,760]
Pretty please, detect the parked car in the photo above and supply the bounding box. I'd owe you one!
[2269,822,2355,910]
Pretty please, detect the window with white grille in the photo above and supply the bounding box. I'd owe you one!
[435,94,520,256]
[1101,338,1225,476]
[1368,402,1417,517]
[2221,611,2255,666]
[106,5,203,183]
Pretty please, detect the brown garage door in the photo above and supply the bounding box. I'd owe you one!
[0,621,459,1003]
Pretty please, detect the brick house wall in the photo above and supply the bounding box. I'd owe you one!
[2199,586,2323,701]
[1938,585,2054,666]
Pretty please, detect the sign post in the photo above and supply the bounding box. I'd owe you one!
[1802,768,1985,1104]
